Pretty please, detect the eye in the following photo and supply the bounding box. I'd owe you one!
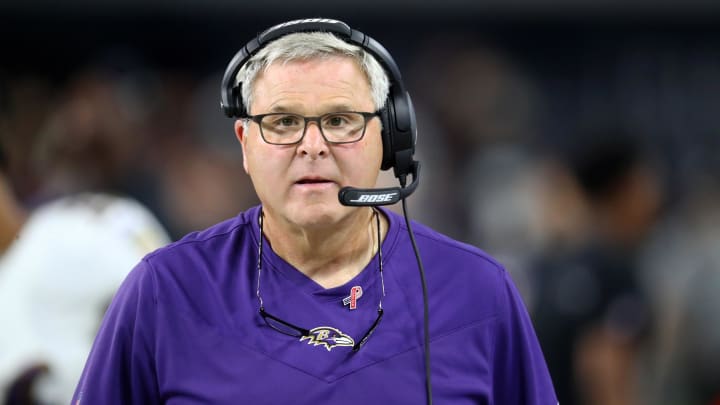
[322,113,354,128]
[272,114,302,127]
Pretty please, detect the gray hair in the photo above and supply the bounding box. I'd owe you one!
[236,32,390,114]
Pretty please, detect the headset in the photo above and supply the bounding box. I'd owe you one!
[219,18,420,206]
[220,19,431,405]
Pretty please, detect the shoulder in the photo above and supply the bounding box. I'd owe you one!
[147,206,256,262]
[384,208,505,276]
[31,192,159,226]
[139,207,259,278]
[26,192,170,251]
[2,193,170,288]
[382,209,511,325]
[119,207,261,333]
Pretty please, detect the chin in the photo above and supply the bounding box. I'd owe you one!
[284,200,354,228]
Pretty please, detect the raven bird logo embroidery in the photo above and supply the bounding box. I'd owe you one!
[300,327,354,351]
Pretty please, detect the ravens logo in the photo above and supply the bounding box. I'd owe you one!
[300,327,354,351]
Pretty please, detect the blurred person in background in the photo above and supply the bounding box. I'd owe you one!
[0,144,171,404]
[405,36,539,246]
[0,70,171,403]
[637,180,720,405]
[531,129,664,405]
[404,37,546,306]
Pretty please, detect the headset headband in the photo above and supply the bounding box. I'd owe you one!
[221,19,406,117]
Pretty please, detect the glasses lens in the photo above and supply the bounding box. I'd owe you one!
[260,114,305,144]
[321,112,366,142]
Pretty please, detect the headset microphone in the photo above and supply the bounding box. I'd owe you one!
[338,161,420,207]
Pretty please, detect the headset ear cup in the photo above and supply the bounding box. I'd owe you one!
[232,85,244,117]
[379,103,394,171]
[383,90,416,177]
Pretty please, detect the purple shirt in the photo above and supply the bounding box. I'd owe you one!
[74,205,557,404]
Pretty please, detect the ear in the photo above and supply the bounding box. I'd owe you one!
[234,119,250,174]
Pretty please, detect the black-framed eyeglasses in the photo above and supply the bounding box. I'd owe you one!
[256,209,385,352]
[246,111,379,145]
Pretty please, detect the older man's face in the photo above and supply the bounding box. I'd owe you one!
[236,56,383,229]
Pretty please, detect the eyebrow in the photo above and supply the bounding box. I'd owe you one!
[267,105,297,113]
[267,104,359,114]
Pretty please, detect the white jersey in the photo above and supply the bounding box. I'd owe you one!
[0,193,171,403]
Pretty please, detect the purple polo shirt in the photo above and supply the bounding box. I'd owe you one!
[73,205,557,404]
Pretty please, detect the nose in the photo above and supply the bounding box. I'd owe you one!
[297,121,329,159]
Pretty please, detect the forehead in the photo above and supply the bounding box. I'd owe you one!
[250,56,374,113]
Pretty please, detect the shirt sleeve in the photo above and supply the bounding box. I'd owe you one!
[72,259,160,404]
[492,269,558,404]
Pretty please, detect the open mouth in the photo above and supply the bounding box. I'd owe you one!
[296,178,333,185]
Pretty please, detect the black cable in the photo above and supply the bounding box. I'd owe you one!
[399,177,432,405]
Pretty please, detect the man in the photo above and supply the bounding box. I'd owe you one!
[74,19,556,404]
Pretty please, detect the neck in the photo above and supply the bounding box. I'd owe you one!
[261,208,385,289]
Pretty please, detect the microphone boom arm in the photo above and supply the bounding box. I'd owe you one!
[338,161,420,207]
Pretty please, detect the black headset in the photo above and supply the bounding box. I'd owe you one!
[220,18,417,181]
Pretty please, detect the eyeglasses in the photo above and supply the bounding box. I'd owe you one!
[256,209,385,352]
[246,111,379,145]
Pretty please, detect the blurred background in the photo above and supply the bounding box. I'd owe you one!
[1,1,720,404]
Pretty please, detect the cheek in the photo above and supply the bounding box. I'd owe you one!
[365,135,385,170]
[245,144,296,187]
[244,143,272,179]
[338,137,383,181]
